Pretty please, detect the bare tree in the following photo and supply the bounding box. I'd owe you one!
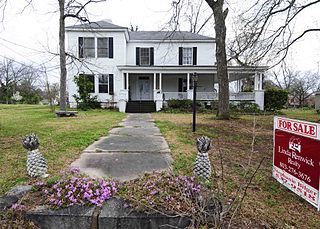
[169,0,230,119]
[228,0,320,66]
[0,58,25,103]
[0,0,105,110]
[205,0,230,119]
[0,57,45,104]
[290,72,319,107]
[271,62,320,107]
[58,0,106,111]
[272,61,297,91]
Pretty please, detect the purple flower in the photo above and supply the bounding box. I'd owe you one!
[70,167,80,174]
[11,203,26,210]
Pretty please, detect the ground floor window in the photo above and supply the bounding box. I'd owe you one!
[98,74,114,94]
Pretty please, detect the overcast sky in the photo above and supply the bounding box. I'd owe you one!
[0,0,319,82]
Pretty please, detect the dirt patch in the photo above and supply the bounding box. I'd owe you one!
[152,112,320,228]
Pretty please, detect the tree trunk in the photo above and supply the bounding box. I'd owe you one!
[59,0,67,111]
[206,0,230,119]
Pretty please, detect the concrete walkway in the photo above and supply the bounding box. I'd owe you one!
[71,113,172,181]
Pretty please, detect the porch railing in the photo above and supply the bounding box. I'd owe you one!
[230,92,255,101]
[162,91,255,101]
[197,92,217,100]
[163,92,187,100]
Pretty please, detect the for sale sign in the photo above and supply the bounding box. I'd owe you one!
[273,117,320,210]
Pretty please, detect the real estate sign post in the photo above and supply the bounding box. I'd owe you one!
[273,116,320,210]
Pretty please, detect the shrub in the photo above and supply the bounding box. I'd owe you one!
[264,88,288,111]
[167,99,193,110]
[230,101,260,113]
[165,99,204,112]
[73,74,101,110]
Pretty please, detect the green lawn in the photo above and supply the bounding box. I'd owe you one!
[0,105,126,195]
[1,105,319,227]
[152,109,320,228]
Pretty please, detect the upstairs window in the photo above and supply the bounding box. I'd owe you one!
[79,37,95,58]
[79,37,113,58]
[182,48,193,65]
[97,38,109,58]
[179,47,197,65]
[140,48,150,65]
[136,47,154,66]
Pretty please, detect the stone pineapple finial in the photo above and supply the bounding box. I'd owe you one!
[22,133,39,151]
[22,133,48,178]
[193,136,212,180]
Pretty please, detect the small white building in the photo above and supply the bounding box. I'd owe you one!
[66,20,267,112]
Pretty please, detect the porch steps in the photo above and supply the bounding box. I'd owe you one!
[125,101,156,113]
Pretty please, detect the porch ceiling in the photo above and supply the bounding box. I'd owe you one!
[117,65,268,81]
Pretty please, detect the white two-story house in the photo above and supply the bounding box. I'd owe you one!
[66,20,267,112]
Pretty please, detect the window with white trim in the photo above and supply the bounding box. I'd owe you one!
[140,48,150,66]
[98,74,109,93]
[182,47,193,65]
[79,37,95,58]
[79,37,113,58]
[97,38,109,58]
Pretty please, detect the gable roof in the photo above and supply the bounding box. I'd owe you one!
[66,20,215,41]
[129,31,214,41]
[66,20,127,30]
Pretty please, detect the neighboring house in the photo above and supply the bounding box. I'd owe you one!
[66,20,267,112]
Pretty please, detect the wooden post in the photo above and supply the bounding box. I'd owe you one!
[192,72,198,132]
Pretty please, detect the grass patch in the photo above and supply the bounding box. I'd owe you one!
[0,105,125,195]
[152,109,320,228]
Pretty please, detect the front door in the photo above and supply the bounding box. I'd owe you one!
[138,76,151,100]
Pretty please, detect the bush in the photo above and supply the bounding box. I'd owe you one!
[230,101,261,113]
[264,88,288,111]
[167,99,193,110]
[165,99,205,112]
[73,74,101,110]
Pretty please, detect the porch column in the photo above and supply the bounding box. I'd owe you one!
[187,73,193,100]
[187,73,190,90]
[254,72,263,90]
[254,73,259,90]
[153,73,156,90]
[159,73,162,91]
[126,73,129,91]
[236,80,243,93]
[155,73,163,111]
[119,72,128,112]
[259,73,263,90]
[254,72,265,110]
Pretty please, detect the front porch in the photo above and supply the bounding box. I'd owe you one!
[117,65,267,112]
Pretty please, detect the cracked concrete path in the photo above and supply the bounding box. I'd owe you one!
[71,113,172,181]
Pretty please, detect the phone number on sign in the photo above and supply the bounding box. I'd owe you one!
[279,162,311,183]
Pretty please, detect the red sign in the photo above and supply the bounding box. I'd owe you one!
[273,117,320,210]
[276,117,318,138]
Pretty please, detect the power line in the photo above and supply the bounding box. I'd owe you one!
[0,37,46,54]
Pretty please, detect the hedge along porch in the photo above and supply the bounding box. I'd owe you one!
[117,65,268,112]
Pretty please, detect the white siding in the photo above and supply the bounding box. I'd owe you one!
[126,41,215,66]
[66,31,127,105]
[66,29,216,107]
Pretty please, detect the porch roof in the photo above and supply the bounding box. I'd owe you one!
[117,65,268,81]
